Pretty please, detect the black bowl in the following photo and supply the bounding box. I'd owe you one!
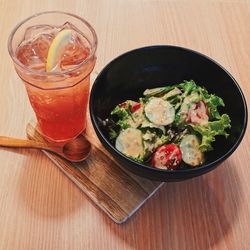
[89,45,247,182]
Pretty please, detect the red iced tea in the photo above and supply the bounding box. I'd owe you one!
[9,13,97,142]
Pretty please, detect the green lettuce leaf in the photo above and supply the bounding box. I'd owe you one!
[190,114,231,152]
[111,104,132,129]
[179,80,198,95]
[111,105,129,119]
[109,128,119,140]
[198,86,225,119]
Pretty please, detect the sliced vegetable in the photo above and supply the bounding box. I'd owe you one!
[188,101,209,126]
[151,144,182,170]
[180,134,204,166]
[130,102,141,113]
[145,98,175,126]
[115,128,144,160]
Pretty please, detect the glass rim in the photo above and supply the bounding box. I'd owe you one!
[8,11,98,76]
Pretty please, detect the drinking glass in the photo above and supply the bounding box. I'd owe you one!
[8,11,97,142]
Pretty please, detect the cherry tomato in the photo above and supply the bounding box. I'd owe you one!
[188,101,209,125]
[151,144,182,170]
[130,102,141,113]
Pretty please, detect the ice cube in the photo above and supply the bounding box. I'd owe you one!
[24,25,58,41]
[16,34,53,70]
[60,29,91,70]
[16,24,60,70]
[17,22,92,71]
[60,22,79,32]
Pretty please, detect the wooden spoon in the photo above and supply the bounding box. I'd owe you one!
[0,134,91,162]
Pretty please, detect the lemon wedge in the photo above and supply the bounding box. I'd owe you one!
[46,29,72,72]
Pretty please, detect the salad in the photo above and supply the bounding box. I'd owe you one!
[104,80,231,170]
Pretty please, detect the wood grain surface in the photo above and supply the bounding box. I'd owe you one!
[26,120,163,224]
[0,0,250,249]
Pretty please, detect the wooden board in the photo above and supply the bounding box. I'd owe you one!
[26,120,164,224]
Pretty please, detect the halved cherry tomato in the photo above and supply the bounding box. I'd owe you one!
[151,144,182,170]
[188,101,209,125]
[130,102,141,113]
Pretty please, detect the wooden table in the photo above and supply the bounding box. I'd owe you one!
[0,0,249,249]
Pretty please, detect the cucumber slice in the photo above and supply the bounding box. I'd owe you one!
[115,128,144,159]
[145,98,175,126]
[180,134,204,167]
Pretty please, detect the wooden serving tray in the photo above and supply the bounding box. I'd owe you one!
[26,120,164,224]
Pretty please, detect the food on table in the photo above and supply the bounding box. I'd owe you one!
[179,134,204,167]
[151,144,182,170]
[104,80,231,169]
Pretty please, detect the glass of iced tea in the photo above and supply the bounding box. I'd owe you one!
[8,11,97,142]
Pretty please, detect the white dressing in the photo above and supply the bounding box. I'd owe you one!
[145,98,175,126]
[115,128,144,159]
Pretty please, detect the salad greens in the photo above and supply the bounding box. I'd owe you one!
[104,80,231,168]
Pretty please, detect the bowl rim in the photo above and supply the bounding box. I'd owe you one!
[90,45,248,175]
